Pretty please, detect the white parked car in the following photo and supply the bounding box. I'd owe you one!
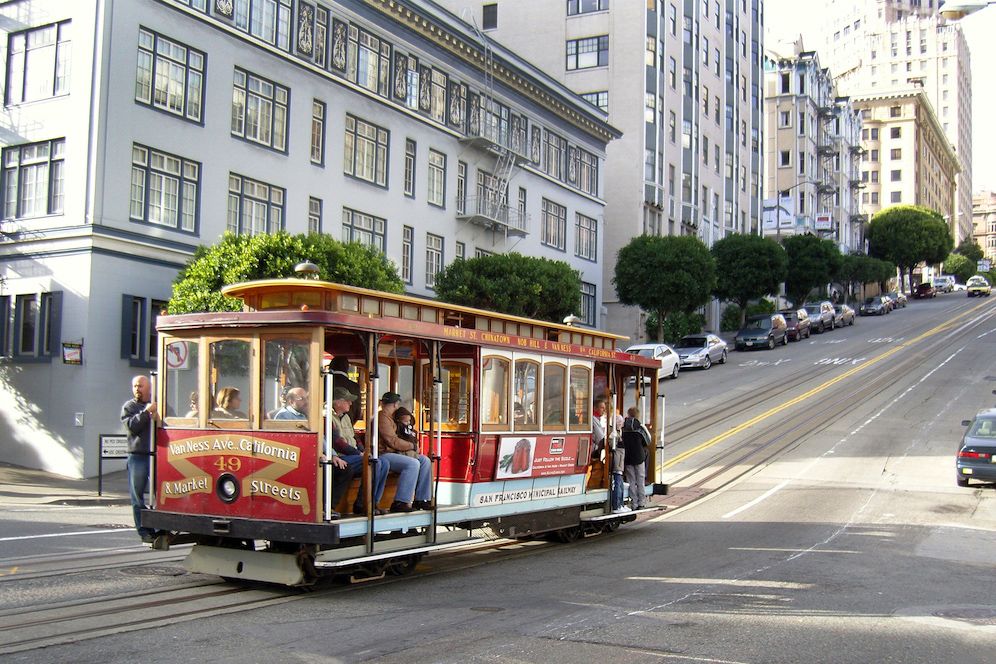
[625,343,681,380]
[952,283,967,292]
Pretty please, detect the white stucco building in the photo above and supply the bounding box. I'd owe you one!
[0,0,618,477]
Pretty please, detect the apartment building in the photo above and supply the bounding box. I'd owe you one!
[762,47,863,252]
[973,191,996,263]
[0,0,618,477]
[434,0,764,341]
[797,0,972,243]
[852,90,958,222]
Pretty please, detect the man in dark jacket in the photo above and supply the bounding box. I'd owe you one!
[621,407,651,509]
[121,375,157,542]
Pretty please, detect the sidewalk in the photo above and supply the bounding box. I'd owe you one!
[0,462,130,507]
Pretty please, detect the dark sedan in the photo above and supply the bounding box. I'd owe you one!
[913,282,936,299]
[859,296,889,316]
[833,304,855,327]
[956,409,996,487]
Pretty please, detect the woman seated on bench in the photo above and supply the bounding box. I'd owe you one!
[377,392,433,512]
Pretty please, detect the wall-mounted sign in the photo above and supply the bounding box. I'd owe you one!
[62,342,82,365]
[815,214,833,231]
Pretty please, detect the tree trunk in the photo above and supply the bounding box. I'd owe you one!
[656,309,666,344]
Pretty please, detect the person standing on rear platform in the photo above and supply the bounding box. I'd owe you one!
[621,407,651,509]
[121,375,157,543]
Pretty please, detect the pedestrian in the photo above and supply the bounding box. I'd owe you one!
[621,407,651,509]
[121,375,157,543]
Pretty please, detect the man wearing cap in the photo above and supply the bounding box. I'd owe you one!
[329,386,389,515]
[378,392,433,512]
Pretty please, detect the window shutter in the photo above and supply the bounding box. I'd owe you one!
[45,291,63,358]
[121,294,135,359]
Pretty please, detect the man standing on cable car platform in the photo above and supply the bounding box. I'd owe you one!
[121,375,158,543]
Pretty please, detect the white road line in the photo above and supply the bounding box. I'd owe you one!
[721,345,966,520]
[0,528,128,542]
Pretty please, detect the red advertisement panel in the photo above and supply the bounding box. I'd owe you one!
[494,435,582,479]
[155,429,320,523]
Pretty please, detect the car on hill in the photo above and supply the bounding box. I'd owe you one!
[932,276,955,293]
[625,343,681,380]
[859,296,890,316]
[884,291,907,309]
[673,333,728,370]
[781,308,811,341]
[913,282,936,299]
[803,301,835,333]
[833,304,855,327]
[734,313,788,351]
[956,409,996,487]
[967,275,991,297]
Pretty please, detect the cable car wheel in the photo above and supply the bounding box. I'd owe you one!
[554,526,582,543]
[385,553,423,576]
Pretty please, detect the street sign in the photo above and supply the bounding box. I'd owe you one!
[979,259,991,273]
[815,214,833,231]
[97,434,129,496]
[166,340,189,370]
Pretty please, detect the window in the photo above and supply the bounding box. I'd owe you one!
[647,35,657,67]
[567,0,610,15]
[120,295,167,367]
[541,198,567,250]
[889,105,901,118]
[575,213,597,261]
[456,161,467,214]
[314,7,328,68]
[668,111,676,143]
[233,0,292,51]
[177,0,208,11]
[311,100,325,165]
[779,110,791,127]
[513,359,539,428]
[2,138,65,219]
[869,149,879,162]
[518,187,527,220]
[344,115,389,187]
[481,356,509,428]
[425,232,443,288]
[871,192,879,204]
[483,3,498,29]
[231,68,289,152]
[890,191,901,203]
[581,91,608,111]
[668,57,676,89]
[5,20,71,105]
[129,144,199,232]
[890,169,901,181]
[342,207,386,251]
[135,28,203,123]
[401,225,413,284]
[542,363,566,428]
[0,296,8,357]
[347,24,391,96]
[566,35,608,70]
[427,149,446,207]
[668,4,677,35]
[455,241,465,260]
[890,148,902,160]
[208,340,251,424]
[13,291,61,360]
[430,69,447,124]
[262,336,311,423]
[779,150,790,167]
[404,139,416,197]
[308,196,322,233]
[226,173,284,236]
[576,149,598,195]
[543,130,567,180]
[579,282,596,327]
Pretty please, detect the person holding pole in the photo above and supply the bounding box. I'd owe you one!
[121,375,158,543]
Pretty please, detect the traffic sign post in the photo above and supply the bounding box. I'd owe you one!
[98,434,129,496]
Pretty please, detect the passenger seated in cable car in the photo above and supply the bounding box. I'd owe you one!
[377,392,433,512]
[273,387,308,420]
[184,391,198,418]
[327,387,389,516]
[211,387,247,419]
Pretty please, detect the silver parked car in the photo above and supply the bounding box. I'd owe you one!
[673,333,728,370]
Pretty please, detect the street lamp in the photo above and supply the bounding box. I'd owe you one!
[939,0,996,20]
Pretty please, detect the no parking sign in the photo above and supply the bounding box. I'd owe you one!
[166,340,190,370]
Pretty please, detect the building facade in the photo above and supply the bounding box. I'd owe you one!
[797,0,972,243]
[762,47,863,252]
[973,191,996,263]
[434,0,765,341]
[851,89,958,222]
[0,0,618,477]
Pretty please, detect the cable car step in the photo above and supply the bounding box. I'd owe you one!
[580,505,664,522]
[314,537,485,568]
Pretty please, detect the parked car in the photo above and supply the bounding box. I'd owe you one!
[833,303,855,327]
[956,408,996,487]
[673,333,728,370]
[859,296,890,316]
[932,275,955,293]
[734,313,788,350]
[884,291,907,309]
[803,301,835,333]
[781,308,812,341]
[967,275,992,297]
[913,282,936,299]
[625,343,681,380]
[952,283,967,292]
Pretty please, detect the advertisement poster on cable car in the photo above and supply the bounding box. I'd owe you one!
[494,435,579,479]
[155,429,318,522]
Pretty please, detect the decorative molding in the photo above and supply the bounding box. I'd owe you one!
[297,2,315,55]
[215,0,233,18]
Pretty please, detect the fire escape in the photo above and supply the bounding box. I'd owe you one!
[456,21,529,240]
[816,94,840,237]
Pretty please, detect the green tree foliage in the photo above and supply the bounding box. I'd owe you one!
[614,235,716,341]
[837,254,895,302]
[433,252,581,323]
[711,233,787,328]
[720,300,776,332]
[169,232,403,313]
[781,235,843,307]
[866,205,952,292]
[954,238,984,264]
[944,253,976,284]
[645,311,707,344]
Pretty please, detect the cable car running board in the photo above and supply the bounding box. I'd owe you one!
[581,506,664,522]
[313,537,486,568]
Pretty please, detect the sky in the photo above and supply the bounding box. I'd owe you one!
[764,0,996,194]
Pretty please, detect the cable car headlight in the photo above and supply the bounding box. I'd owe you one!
[217,473,240,503]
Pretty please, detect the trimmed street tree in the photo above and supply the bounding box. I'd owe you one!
[169,232,403,313]
[433,252,581,323]
[711,233,787,328]
[782,234,843,307]
[866,205,952,292]
[944,253,976,284]
[955,238,984,265]
[613,235,716,342]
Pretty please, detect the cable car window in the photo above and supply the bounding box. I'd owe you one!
[209,339,250,421]
[542,362,566,429]
[424,361,471,431]
[569,365,591,430]
[262,336,311,422]
[481,356,509,428]
[513,359,538,428]
[164,339,199,421]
